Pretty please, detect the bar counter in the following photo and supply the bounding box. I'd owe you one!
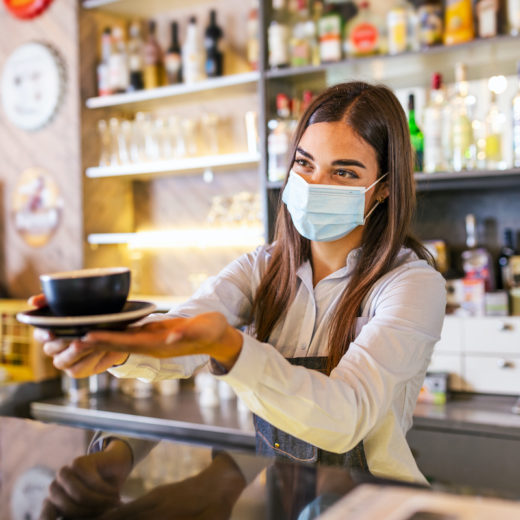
[2,414,520,519]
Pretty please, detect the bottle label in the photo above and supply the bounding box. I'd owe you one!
[418,5,443,47]
[387,9,407,54]
[350,23,379,54]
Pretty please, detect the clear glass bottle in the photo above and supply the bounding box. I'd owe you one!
[97,27,112,96]
[128,21,144,91]
[387,0,419,55]
[408,93,424,172]
[183,16,206,83]
[507,0,520,35]
[484,90,507,170]
[108,26,129,94]
[165,21,182,85]
[290,0,312,67]
[269,0,290,68]
[267,93,291,182]
[462,214,495,292]
[475,0,499,38]
[345,1,383,57]
[423,72,449,173]
[450,62,476,172]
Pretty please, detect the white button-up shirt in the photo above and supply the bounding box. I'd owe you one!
[110,244,446,483]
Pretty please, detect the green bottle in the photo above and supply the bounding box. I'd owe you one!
[408,93,424,171]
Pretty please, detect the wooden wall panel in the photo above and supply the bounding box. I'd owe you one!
[0,0,82,298]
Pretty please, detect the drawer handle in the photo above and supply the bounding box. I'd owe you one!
[499,323,514,332]
[497,359,515,369]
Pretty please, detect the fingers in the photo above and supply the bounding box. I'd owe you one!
[52,341,96,371]
[42,338,69,357]
[34,328,55,343]
[84,329,179,351]
[28,293,47,308]
[38,498,59,520]
[56,465,119,509]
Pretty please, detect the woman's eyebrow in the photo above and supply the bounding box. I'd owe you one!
[296,147,314,160]
[332,159,366,169]
[297,146,366,169]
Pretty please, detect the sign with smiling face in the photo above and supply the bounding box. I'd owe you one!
[3,0,54,20]
[1,42,65,131]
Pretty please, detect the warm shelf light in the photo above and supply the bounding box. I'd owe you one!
[88,226,265,249]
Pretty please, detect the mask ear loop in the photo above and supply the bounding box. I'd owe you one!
[362,172,389,223]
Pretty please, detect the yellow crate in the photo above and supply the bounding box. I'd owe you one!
[0,299,58,383]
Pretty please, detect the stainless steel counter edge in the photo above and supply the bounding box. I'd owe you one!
[31,401,256,451]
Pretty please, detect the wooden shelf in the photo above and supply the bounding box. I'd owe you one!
[86,152,260,179]
[86,72,259,109]
[266,169,520,192]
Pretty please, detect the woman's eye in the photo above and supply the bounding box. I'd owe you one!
[294,158,311,168]
[335,169,358,179]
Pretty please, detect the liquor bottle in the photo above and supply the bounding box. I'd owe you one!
[318,2,342,63]
[417,1,443,49]
[444,0,475,45]
[484,90,507,170]
[267,93,291,182]
[462,214,495,292]
[497,229,516,290]
[387,0,419,55]
[290,0,312,67]
[246,0,260,70]
[507,0,520,35]
[475,0,499,38]
[128,21,144,91]
[408,93,424,172]
[97,27,112,96]
[269,0,290,68]
[345,1,384,57]
[512,61,520,167]
[205,10,224,78]
[108,26,129,94]
[450,62,476,171]
[143,20,163,89]
[183,16,206,83]
[423,73,449,173]
[165,21,182,85]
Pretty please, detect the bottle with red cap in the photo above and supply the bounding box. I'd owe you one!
[423,72,450,173]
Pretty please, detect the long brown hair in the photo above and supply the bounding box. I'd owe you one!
[252,82,433,374]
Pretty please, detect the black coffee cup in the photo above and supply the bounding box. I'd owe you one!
[40,267,131,316]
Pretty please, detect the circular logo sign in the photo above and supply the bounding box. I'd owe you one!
[1,42,65,131]
[3,0,54,20]
[12,167,63,247]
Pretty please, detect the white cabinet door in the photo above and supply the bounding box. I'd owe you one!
[465,355,520,395]
[463,317,520,355]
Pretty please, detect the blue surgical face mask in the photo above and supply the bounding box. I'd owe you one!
[282,170,388,242]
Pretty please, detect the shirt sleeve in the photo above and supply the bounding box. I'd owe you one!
[216,265,446,454]
[109,246,267,381]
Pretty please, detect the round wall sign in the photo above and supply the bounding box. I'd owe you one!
[3,0,54,20]
[12,167,63,248]
[1,42,65,131]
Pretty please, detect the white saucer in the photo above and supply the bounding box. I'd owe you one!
[17,300,156,336]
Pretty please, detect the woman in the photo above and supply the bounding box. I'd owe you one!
[38,81,446,484]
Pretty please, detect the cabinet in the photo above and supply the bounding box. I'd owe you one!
[433,315,520,395]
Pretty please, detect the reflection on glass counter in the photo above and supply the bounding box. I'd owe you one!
[1,416,520,520]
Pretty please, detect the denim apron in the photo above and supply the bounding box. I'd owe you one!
[253,356,370,472]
